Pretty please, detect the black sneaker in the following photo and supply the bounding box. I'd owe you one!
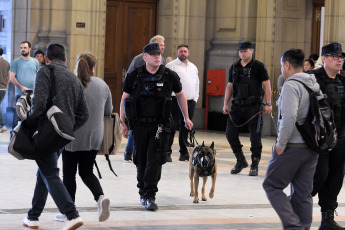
[145,198,158,211]
[140,196,146,206]
[124,152,132,162]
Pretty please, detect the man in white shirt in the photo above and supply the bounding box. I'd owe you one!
[166,44,199,161]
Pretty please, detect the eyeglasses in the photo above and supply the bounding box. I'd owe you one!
[325,54,345,61]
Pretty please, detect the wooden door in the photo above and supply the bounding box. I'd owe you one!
[310,0,325,55]
[104,0,158,113]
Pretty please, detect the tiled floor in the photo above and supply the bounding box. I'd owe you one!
[1,129,345,229]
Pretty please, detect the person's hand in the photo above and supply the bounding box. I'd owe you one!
[121,123,129,138]
[20,86,29,94]
[275,145,284,155]
[223,104,230,114]
[184,119,193,130]
[264,105,272,114]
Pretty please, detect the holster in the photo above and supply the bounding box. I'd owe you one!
[156,123,172,165]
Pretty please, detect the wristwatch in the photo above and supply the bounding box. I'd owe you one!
[265,103,272,106]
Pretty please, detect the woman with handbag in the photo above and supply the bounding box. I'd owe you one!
[55,52,113,222]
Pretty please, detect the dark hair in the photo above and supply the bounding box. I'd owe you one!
[21,41,31,48]
[309,53,319,62]
[34,50,45,57]
[76,52,96,87]
[177,43,189,50]
[304,59,315,68]
[281,49,305,69]
[0,48,3,56]
[46,43,65,61]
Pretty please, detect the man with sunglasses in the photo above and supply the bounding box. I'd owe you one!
[223,41,272,176]
[311,42,345,229]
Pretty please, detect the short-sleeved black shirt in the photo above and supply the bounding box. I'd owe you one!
[228,59,269,83]
[123,65,182,95]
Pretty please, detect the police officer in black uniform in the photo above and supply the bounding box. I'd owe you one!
[311,43,345,230]
[223,41,272,176]
[120,43,193,211]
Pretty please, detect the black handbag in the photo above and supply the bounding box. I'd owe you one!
[9,65,75,160]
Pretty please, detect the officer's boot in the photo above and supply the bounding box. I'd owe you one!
[249,156,260,176]
[319,210,345,230]
[230,151,248,174]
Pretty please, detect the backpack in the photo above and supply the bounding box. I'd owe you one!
[290,79,337,154]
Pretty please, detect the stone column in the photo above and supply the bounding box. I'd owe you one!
[323,0,345,45]
[159,0,207,129]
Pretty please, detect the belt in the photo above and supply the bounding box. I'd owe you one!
[232,97,261,105]
[136,117,159,124]
[286,143,309,149]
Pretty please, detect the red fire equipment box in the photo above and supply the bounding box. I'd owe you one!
[205,69,226,130]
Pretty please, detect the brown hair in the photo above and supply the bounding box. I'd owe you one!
[75,52,96,87]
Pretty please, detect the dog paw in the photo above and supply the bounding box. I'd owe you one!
[201,197,207,201]
[193,199,199,203]
[209,192,214,198]
[190,193,194,197]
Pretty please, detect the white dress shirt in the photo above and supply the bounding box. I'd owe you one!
[166,58,199,102]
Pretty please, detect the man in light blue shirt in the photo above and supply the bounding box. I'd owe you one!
[10,41,39,129]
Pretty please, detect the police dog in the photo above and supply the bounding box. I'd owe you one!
[189,141,217,203]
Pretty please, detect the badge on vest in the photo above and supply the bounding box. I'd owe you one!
[157,83,164,87]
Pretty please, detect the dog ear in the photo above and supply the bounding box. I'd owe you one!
[202,141,205,147]
[210,141,214,150]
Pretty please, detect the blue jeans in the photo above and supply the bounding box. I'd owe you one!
[125,130,134,154]
[27,151,78,220]
[0,90,6,127]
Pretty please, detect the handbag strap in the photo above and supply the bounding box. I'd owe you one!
[46,65,57,107]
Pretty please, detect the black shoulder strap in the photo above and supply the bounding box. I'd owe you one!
[46,65,57,107]
[288,79,312,94]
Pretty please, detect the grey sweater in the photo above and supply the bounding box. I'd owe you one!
[29,61,89,131]
[276,72,320,150]
[65,76,113,151]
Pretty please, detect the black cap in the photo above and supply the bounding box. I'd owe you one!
[239,41,254,50]
[321,42,345,57]
[143,43,161,55]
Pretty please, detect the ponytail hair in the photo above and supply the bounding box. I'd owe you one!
[75,52,97,87]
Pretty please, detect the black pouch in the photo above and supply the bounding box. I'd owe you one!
[157,125,171,165]
[237,84,249,99]
[162,98,172,120]
[124,97,137,120]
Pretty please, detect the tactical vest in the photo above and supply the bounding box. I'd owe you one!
[232,60,262,104]
[313,68,345,129]
[130,65,172,122]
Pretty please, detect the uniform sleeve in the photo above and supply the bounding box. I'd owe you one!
[257,62,269,82]
[228,65,234,83]
[122,70,136,94]
[171,70,182,93]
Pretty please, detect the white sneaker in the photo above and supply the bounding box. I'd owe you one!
[23,217,39,229]
[0,126,7,133]
[97,195,110,222]
[61,216,83,230]
[54,213,67,222]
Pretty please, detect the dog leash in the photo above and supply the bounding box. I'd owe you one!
[187,129,199,147]
[227,110,262,128]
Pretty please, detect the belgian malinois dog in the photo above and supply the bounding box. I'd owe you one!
[189,142,217,203]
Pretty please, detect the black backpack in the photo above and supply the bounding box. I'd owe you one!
[290,79,337,154]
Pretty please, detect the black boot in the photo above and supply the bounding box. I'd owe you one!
[230,151,248,174]
[166,151,172,162]
[319,210,345,230]
[249,156,260,176]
